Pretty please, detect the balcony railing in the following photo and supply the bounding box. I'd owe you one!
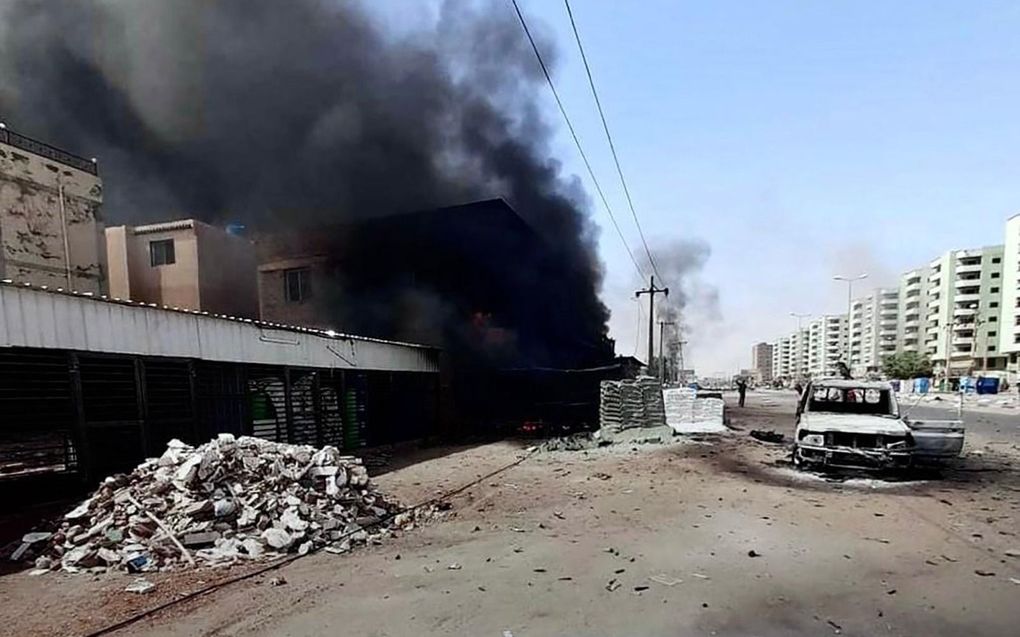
[0,128,98,175]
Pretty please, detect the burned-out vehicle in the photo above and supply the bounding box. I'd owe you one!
[793,379,964,470]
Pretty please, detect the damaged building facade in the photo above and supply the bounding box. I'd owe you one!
[0,125,107,293]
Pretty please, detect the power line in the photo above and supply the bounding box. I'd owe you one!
[563,0,661,280]
[508,0,645,280]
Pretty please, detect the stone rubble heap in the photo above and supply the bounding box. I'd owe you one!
[14,434,432,574]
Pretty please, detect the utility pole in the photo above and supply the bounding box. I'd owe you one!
[635,275,669,373]
[677,339,688,384]
[658,320,676,384]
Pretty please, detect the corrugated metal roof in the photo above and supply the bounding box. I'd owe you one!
[0,278,436,351]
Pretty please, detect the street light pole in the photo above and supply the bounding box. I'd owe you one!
[833,273,868,366]
[789,312,811,383]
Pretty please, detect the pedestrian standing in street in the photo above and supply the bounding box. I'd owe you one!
[736,376,748,408]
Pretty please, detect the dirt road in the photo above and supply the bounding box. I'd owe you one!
[2,392,1019,636]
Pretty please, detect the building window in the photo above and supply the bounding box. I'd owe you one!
[988,331,997,337]
[992,257,1001,264]
[284,268,311,303]
[990,316,997,322]
[149,239,175,266]
[988,345,997,352]
[991,287,1000,293]
[991,272,1001,279]
[991,301,999,308]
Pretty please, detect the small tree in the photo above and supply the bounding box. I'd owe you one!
[881,351,934,379]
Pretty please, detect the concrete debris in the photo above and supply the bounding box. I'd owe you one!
[125,578,155,594]
[15,435,437,574]
[750,430,785,444]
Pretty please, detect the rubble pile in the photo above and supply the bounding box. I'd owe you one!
[14,434,432,574]
[599,377,666,431]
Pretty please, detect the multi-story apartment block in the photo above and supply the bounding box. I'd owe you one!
[898,267,929,355]
[849,295,876,376]
[763,213,1020,383]
[751,342,773,382]
[1001,215,1020,382]
[806,315,846,378]
[925,245,1005,377]
[847,288,898,377]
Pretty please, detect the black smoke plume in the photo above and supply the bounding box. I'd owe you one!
[0,0,610,366]
[639,239,720,370]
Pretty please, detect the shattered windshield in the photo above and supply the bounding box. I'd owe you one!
[808,386,894,415]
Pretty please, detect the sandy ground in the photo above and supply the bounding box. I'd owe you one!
[2,393,1020,636]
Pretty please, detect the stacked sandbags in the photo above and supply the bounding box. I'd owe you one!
[599,376,666,432]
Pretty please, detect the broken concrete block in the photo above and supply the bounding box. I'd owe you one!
[182,531,220,547]
[125,578,155,594]
[22,532,53,544]
[261,528,293,550]
[97,548,120,565]
[10,543,31,562]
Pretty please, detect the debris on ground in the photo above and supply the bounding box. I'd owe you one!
[750,430,785,444]
[269,576,287,586]
[12,435,438,574]
[649,574,682,586]
[124,578,155,594]
[538,433,603,452]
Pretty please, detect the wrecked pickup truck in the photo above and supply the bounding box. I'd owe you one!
[793,379,964,470]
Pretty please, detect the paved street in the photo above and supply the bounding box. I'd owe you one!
[2,392,1019,637]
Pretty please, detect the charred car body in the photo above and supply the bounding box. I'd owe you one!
[793,379,964,470]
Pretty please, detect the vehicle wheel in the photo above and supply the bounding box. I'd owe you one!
[792,444,802,468]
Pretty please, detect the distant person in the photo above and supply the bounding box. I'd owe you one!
[736,377,748,407]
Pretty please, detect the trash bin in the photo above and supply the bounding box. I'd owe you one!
[976,377,1000,395]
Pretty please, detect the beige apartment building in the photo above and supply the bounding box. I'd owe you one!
[848,287,898,377]
[106,219,258,318]
[924,245,1005,377]
[751,342,773,382]
[897,267,929,355]
[1000,215,1020,380]
[0,125,107,293]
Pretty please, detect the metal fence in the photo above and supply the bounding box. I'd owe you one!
[0,128,98,175]
[0,346,439,496]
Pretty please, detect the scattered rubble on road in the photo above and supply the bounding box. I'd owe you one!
[750,430,786,444]
[8,434,438,574]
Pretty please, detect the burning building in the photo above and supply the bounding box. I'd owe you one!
[256,198,620,431]
[0,1,627,431]
[257,198,613,371]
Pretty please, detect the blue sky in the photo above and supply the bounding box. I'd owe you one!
[509,0,1020,374]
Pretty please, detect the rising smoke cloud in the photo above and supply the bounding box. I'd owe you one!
[638,238,721,362]
[0,0,610,365]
